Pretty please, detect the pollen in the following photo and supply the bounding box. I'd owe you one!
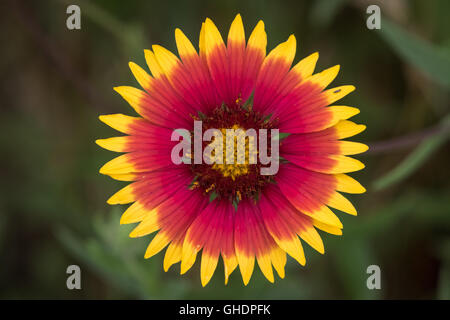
[190,103,278,201]
[208,125,257,180]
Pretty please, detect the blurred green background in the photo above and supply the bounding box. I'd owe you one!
[1,0,449,299]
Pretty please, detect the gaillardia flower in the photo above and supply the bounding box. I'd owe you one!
[96,14,368,286]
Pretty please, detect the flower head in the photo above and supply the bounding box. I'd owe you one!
[97,14,368,286]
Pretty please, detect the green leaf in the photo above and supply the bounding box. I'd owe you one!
[379,19,450,88]
[373,114,450,190]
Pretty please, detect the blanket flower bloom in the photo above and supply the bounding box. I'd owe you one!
[96,14,368,286]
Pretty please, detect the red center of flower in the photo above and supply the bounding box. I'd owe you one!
[189,100,279,203]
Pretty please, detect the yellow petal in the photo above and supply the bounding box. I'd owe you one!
[144,232,170,259]
[313,219,343,236]
[299,226,324,254]
[327,192,357,216]
[180,240,199,275]
[228,14,245,44]
[328,106,361,124]
[306,65,340,90]
[273,237,305,266]
[323,85,355,104]
[129,61,152,90]
[264,34,296,66]
[223,253,238,285]
[144,49,164,79]
[301,205,343,229]
[129,211,160,238]
[201,252,219,287]
[204,18,226,56]
[236,251,255,286]
[113,86,146,115]
[247,20,266,55]
[98,114,139,134]
[107,183,135,205]
[338,141,369,155]
[164,242,183,272]
[107,173,137,182]
[335,173,366,194]
[292,52,319,80]
[152,44,180,77]
[270,247,286,279]
[130,216,161,238]
[99,154,135,175]
[333,120,366,139]
[328,155,365,174]
[175,28,197,59]
[95,137,128,152]
[120,201,153,224]
[256,252,274,283]
[199,22,206,57]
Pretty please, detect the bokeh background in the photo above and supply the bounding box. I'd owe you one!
[1,0,449,299]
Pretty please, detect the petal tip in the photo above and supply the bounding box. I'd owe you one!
[151,44,163,52]
[99,164,108,175]
[254,20,265,32]
[353,108,361,116]
[95,139,103,147]
[201,278,210,287]
[180,263,189,275]
[360,185,367,193]
[232,13,242,23]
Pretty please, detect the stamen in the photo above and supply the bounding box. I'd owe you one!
[190,102,279,202]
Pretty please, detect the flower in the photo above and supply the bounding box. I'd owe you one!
[96,14,368,286]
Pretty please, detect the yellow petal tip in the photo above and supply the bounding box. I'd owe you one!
[180,264,189,275]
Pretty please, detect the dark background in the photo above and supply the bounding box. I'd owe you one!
[0,0,449,299]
